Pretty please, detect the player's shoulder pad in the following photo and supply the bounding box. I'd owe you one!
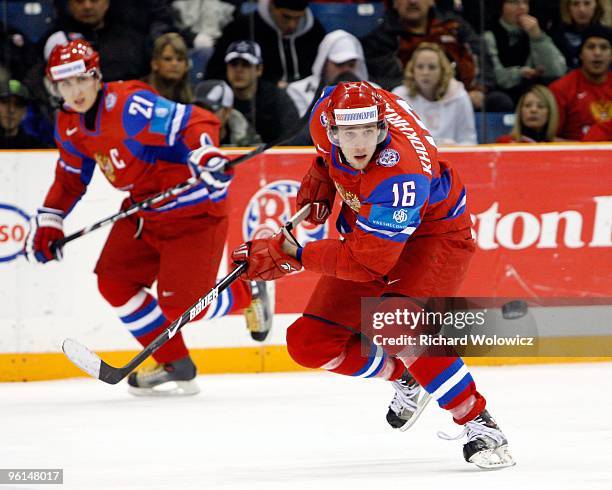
[54,109,80,144]
[121,88,179,138]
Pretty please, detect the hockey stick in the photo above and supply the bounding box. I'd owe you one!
[61,204,311,385]
[48,118,308,257]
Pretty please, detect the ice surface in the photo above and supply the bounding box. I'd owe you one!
[1,363,611,490]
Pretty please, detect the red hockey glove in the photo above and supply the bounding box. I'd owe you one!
[296,158,336,225]
[24,208,65,263]
[232,234,302,281]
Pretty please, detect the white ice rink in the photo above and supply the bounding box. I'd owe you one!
[2,362,611,490]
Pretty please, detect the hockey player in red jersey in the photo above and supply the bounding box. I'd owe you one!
[25,40,273,396]
[232,82,515,468]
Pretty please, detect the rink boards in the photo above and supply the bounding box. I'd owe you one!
[1,144,611,381]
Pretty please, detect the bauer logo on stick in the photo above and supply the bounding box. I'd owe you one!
[188,287,219,322]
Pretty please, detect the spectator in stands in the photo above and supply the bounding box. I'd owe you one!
[361,0,492,109]
[143,33,192,104]
[484,0,567,103]
[287,30,368,117]
[104,0,185,45]
[0,80,50,149]
[582,119,612,140]
[0,26,38,82]
[283,70,362,146]
[43,0,149,82]
[172,0,236,50]
[551,0,610,70]
[193,79,262,146]
[207,0,326,86]
[224,41,300,143]
[497,84,560,142]
[393,42,477,144]
[549,25,611,140]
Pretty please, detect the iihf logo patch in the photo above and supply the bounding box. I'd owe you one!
[377,148,400,167]
[105,92,117,111]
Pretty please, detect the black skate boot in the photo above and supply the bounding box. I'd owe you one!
[461,410,515,468]
[127,355,199,396]
[244,280,274,342]
[386,371,431,431]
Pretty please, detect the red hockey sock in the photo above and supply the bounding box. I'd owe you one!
[98,276,189,364]
[227,280,252,313]
[401,355,486,424]
[286,315,405,380]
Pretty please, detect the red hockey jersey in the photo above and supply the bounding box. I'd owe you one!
[44,80,225,220]
[301,86,472,282]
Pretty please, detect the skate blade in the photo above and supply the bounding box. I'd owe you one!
[399,392,432,432]
[128,380,200,397]
[470,445,516,470]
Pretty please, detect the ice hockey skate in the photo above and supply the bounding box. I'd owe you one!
[386,371,431,431]
[439,409,515,469]
[127,355,200,396]
[244,280,275,341]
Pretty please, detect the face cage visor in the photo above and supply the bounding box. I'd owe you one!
[327,119,388,147]
[47,69,101,99]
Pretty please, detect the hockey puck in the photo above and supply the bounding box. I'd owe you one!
[501,300,528,320]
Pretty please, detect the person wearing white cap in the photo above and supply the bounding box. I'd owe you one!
[287,30,369,117]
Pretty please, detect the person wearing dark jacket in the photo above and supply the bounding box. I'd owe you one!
[43,0,149,82]
[360,0,492,109]
[551,0,609,70]
[23,0,150,127]
[0,80,51,149]
[223,41,300,143]
[207,0,326,86]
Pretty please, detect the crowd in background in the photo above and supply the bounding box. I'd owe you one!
[0,0,611,149]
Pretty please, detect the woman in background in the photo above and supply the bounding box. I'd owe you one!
[484,0,567,102]
[552,0,611,70]
[392,42,477,145]
[143,33,192,103]
[497,84,560,143]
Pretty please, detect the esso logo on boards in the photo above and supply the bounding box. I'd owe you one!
[0,203,30,262]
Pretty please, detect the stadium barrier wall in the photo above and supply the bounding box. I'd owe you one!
[1,144,611,381]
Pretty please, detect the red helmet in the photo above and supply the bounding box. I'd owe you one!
[46,39,101,82]
[324,82,388,145]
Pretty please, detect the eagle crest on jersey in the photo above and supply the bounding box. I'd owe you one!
[334,182,361,212]
[95,152,116,182]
